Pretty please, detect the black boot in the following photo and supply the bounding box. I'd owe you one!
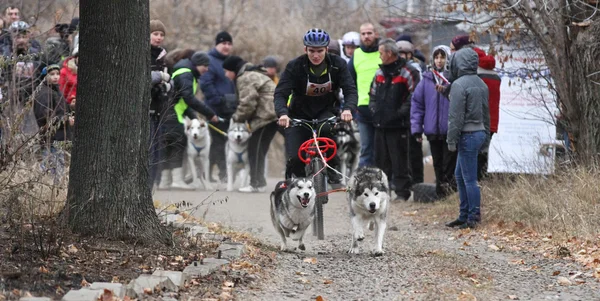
[445,219,466,228]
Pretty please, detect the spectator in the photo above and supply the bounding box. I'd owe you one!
[262,55,280,84]
[369,38,420,201]
[3,6,20,26]
[148,19,170,191]
[473,47,501,180]
[59,43,78,110]
[396,34,427,71]
[2,21,41,106]
[411,45,457,198]
[450,35,474,53]
[158,52,218,190]
[445,48,490,229]
[200,31,237,183]
[34,64,73,184]
[348,22,381,167]
[165,48,195,73]
[223,55,278,192]
[341,31,360,62]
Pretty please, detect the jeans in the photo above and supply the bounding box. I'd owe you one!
[357,120,374,167]
[455,130,486,222]
[209,120,229,180]
[41,145,65,185]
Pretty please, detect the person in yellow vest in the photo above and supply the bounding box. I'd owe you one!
[157,51,219,190]
[347,23,381,167]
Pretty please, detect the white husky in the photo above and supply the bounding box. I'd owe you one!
[184,118,213,190]
[225,120,251,192]
[347,166,390,256]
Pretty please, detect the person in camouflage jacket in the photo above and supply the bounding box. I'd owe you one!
[223,56,278,192]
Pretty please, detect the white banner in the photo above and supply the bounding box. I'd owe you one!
[487,50,558,174]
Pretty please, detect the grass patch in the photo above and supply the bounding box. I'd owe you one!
[424,166,600,240]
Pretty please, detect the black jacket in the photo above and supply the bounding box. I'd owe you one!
[369,58,420,129]
[34,83,69,143]
[166,59,216,125]
[274,53,357,119]
[150,45,168,115]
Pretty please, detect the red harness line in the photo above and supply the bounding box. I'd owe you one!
[316,188,348,198]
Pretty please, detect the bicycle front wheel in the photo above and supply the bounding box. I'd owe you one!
[307,157,326,240]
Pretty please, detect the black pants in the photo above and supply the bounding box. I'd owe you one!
[161,122,186,169]
[374,128,411,199]
[410,135,424,183]
[477,132,494,181]
[248,121,278,187]
[429,138,458,197]
[284,120,339,179]
[209,120,229,180]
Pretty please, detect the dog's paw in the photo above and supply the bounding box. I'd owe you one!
[348,247,360,254]
[372,250,384,257]
[279,243,288,251]
[226,187,234,192]
[356,234,365,241]
[298,243,306,251]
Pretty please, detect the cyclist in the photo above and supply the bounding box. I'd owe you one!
[274,28,358,185]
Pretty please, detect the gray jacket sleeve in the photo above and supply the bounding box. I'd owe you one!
[480,90,492,152]
[446,82,466,149]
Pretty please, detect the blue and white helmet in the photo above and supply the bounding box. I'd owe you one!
[10,21,30,33]
[303,28,330,47]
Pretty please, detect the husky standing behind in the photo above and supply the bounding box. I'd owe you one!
[347,166,390,256]
[184,118,213,190]
[333,121,360,185]
[225,120,252,191]
[270,178,316,251]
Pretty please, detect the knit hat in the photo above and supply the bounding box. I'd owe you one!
[150,20,166,35]
[396,34,413,43]
[222,55,246,74]
[473,47,496,70]
[396,40,414,54]
[191,51,210,66]
[42,64,61,76]
[262,56,279,68]
[215,31,233,45]
[451,35,473,51]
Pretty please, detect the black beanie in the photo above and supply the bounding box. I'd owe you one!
[222,55,246,74]
[215,31,233,45]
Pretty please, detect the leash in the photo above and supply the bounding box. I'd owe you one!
[208,123,228,137]
[316,188,347,198]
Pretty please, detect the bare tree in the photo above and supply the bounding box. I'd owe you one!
[64,0,171,243]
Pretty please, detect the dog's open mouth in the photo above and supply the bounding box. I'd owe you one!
[369,208,377,213]
[297,196,310,207]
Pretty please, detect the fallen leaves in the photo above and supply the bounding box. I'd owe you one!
[323,279,333,285]
[557,276,572,286]
[68,244,78,254]
[488,244,501,251]
[552,271,561,276]
[303,257,317,264]
[402,210,418,216]
[297,277,310,284]
[316,296,325,301]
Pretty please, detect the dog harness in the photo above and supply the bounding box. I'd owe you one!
[234,150,246,164]
[190,142,205,155]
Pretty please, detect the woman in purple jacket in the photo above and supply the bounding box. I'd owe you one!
[410,45,457,198]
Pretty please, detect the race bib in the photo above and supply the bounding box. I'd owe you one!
[305,73,332,97]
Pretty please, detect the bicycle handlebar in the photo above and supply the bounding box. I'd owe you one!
[290,116,338,127]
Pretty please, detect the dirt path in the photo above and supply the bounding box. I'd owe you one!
[155,180,600,301]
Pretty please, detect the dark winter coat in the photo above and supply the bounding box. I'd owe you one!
[199,48,236,118]
[274,53,358,119]
[368,57,420,128]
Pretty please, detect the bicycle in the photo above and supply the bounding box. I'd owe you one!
[290,116,338,240]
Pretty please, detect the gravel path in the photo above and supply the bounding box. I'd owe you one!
[155,179,600,301]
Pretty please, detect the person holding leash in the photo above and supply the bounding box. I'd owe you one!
[274,28,358,185]
[158,52,219,190]
[223,55,278,193]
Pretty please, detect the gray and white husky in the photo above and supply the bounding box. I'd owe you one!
[270,178,316,251]
[347,167,390,256]
[226,120,252,192]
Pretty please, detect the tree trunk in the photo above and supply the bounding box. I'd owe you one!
[64,0,171,244]
[566,22,600,165]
